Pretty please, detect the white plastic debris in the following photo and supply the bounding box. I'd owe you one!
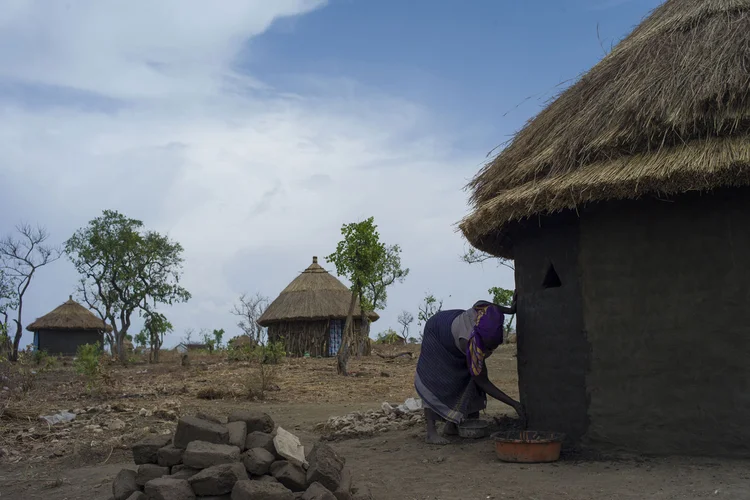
[274,426,308,469]
[40,411,76,425]
[397,397,423,413]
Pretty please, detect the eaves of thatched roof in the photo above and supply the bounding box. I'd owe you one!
[26,296,113,333]
[461,0,750,257]
[257,257,380,326]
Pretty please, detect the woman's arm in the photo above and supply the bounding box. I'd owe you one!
[472,362,519,409]
[493,290,517,315]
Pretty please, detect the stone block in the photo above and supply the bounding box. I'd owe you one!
[188,463,248,496]
[173,416,229,449]
[245,431,276,455]
[143,477,196,500]
[157,444,184,467]
[231,480,294,500]
[136,464,170,487]
[242,447,276,476]
[301,482,336,500]
[226,421,247,451]
[228,411,275,433]
[132,434,172,465]
[183,441,241,469]
[112,468,138,500]
[305,443,344,492]
[271,460,307,492]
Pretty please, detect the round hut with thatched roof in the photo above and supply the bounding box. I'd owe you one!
[26,296,111,356]
[461,0,750,457]
[258,256,379,357]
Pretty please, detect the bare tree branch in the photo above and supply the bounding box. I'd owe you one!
[231,292,269,345]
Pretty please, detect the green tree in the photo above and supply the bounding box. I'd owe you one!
[364,244,409,312]
[134,330,148,349]
[326,217,386,375]
[0,224,62,361]
[65,210,191,363]
[143,311,173,362]
[0,269,17,352]
[212,328,225,348]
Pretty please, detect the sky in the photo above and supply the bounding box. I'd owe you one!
[0,0,663,349]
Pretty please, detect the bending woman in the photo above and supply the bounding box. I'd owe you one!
[414,297,523,445]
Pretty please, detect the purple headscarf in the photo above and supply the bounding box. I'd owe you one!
[466,303,505,377]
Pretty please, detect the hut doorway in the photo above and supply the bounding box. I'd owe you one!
[328,319,343,356]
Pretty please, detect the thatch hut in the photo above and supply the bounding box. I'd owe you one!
[460,0,750,457]
[26,296,110,356]
[258,256,379,357]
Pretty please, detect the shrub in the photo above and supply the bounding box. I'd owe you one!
[74,343,102,392]
[259,341,285,365]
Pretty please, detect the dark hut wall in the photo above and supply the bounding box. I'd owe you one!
[579,187,750,456]
[267,319,366,357]
[36,329,103,356]
[512,213,590,445]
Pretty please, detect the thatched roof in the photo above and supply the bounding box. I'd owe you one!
[461,0,750,257]
[257,256,380,326]
[26,296,112,333]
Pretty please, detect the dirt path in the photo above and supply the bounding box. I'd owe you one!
[2,402,749,500]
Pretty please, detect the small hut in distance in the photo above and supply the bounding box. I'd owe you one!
[258,256,379,357]
[26,296,111,356]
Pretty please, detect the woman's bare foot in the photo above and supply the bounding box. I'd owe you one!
[426,432,450,445]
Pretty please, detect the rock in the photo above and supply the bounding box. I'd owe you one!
[226,421,247,450]
[132,434,172,465]
[245,431,276,455]
[231,480,294,500]
[189,463,248,496]
[125,492,147,500]
[271,461,307,492]
[302,482,336,500]
[199,496,231,500]
[242,447,276,475]
[112,469,138,500]
[334,468,352,500]
[136,464,170,487]
[158,444,184,467]
[305,443,344,492]
[196,412,229,425]
[274,427,307,468]
[183,441,241,469]
[228,411,275,433]
[108,418,127,430]
[258,475,280,483]
[173,416,229,449]
[168,467,200,480]
[143,477,195,500]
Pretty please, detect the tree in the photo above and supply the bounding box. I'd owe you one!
[0,269,17,352]
[489,286,517,338]
[184,328,195,344]
[65,210,191,363]
[212,328,225,348]
[397,311,414,339]
[142,311,173,362]
[461,247,514,271]
[134,330,148,349]
[326,217,386,375]
[232,293,269,344]
[201,330,216,353]
[364,245,409,312]
[0,224,62,361]
[417,293,443,341]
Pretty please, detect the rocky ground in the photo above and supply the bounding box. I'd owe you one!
[1,345,749,499]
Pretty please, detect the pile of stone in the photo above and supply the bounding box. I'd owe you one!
[113,411,371,500]
[316,401,424,440]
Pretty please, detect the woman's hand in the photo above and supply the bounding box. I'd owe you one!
[512,400,527,427]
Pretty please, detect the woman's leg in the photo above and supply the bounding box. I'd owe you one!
[424,407,450,445]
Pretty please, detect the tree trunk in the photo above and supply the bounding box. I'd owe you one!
[337,293,358,375]
[10,319,22,362]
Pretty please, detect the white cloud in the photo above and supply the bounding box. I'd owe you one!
[0,1,515,348]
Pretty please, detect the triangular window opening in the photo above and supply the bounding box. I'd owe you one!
[542,263,562,289]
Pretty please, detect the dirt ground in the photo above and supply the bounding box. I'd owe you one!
[1,344,749,499]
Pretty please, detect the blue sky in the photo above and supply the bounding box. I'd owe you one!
[0,0,661,348]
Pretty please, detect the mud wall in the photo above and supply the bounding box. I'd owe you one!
[37,329,103,356]
[513,213,590,445]
[579,188,750,456]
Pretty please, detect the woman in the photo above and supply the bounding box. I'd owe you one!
[414,296,523,445]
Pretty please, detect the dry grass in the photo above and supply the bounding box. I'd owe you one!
[461,0,750,256]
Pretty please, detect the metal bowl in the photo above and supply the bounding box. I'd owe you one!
[458,419,489,439]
